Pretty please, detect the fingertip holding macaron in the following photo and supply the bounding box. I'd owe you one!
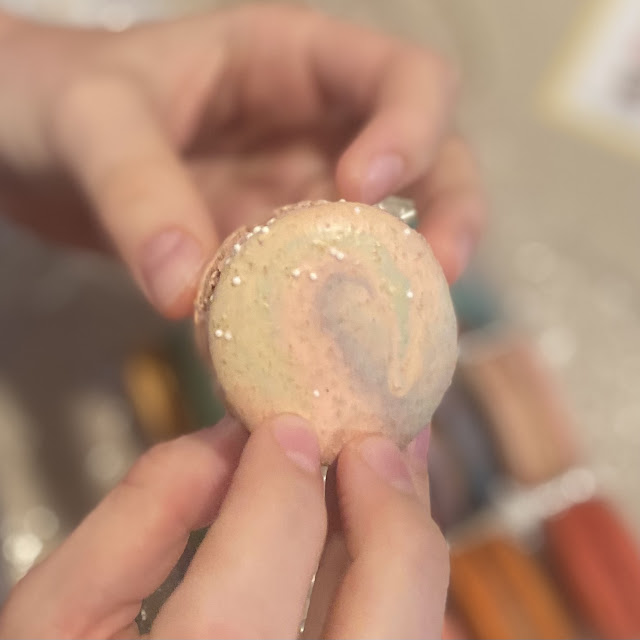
[271,414,321,475]
[195,200,458,463]
[355,435,416,495]
[418,189,487,285]
[335,149,406,206]
[139,227,211,319]
[360,153,406,204]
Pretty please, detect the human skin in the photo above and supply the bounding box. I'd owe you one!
[0,4,486,321]
[0,416,449,638]
[0,4,484,636]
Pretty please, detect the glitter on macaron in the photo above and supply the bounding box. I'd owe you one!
[195,199,458,464]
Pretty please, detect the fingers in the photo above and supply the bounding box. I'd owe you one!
[414,136,487,283]
[218,6,457,205]
[154,415,327,639]
[303,12,484,281]
[324,433,449,639]
[303,427,432,638]
[0,417,247,639]
[307,17,457,203]
[48,76,219,318]
[301,465,350,639]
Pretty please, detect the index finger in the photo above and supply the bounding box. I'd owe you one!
[222,6,456,204]
[307,15,457,203]
[49,75,220,318]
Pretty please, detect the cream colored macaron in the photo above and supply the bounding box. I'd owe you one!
[195,200,458,463]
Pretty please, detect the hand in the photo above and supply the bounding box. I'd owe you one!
[0,4,485,319]
[0,416,448,639]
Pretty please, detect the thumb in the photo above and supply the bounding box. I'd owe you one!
[50,76,218,318]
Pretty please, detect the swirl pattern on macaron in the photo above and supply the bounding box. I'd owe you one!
[195,200,458,462]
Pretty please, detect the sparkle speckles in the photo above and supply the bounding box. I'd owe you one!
[339,198,346,203]
[214,328,233,341]
[328,247,345,261]
[261,226,270,234]
[406,289,414,299]
[253,225,262,233]
[232,276,242,286]
[266,217,276,225]
[404,228,411,236]
[354,206,361,214]
[313,389,321,398]
[246,232,254,240]
[309,272,318,281]
[291,268,301,278]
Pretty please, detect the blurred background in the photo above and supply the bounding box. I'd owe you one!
[0,0,638,637]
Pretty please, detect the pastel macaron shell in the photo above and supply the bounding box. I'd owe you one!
[197,200,458,463]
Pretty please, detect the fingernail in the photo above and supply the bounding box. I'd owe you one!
[357,436,415,494]
[407,427,431,471]
[272,415,320,474]
[139,229,205,311]
[362,153,405,203]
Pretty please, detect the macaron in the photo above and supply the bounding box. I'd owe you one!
[459,338,579,485]
[195,200,458,463]
[544,498,640,638]
[449,537,578,639]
